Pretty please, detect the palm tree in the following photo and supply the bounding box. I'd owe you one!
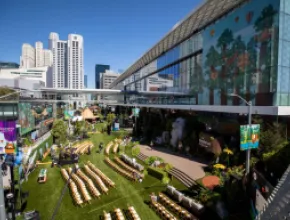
[217,29,234,105]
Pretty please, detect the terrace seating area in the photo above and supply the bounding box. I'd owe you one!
[87,161,115,188]
[104,157,135,181]
[114,156,144,178]
[84,165,109,194]
[120,153,144,171]
[60,163,115,206]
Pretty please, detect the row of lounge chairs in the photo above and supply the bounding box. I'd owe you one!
[104,157,135,181]
[87,161,115,188]
[150,198,177,220]
[120,153,144,171]
[112,143,119,154]
[158,192,196,220]
[103,206,141,220]
[60,169,83,206]
[74,141,93,155]
[76,168,101,198]
[105,142,113,155]
[84,165,109,194]
[69,168,92,203]
[114,156,144,178]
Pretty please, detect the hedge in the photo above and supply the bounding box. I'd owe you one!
[147,167,167,180]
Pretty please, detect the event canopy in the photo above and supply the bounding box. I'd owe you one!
[81,108,98,120]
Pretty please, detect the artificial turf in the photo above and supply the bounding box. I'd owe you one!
[21,131,187,220]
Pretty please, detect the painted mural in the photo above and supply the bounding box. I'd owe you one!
[19,103,35,135]
[201,0,279,106]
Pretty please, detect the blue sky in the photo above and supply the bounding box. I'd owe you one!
[0,0,202,88]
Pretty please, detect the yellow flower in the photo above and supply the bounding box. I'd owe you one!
[223,148,233,155]
[213,164,226,170]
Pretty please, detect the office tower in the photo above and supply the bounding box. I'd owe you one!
[95,64,110,88]
[100,70,119,89]
[67,34,84,89]
[35,41,44,67]
[49,32,68,88]
[20,43,35,68]
[84,75,88,88]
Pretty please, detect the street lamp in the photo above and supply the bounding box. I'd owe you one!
[228,93,252,175]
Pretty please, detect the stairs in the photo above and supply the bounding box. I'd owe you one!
[137,153,148,162]
[168,167,196,188]
[137,153,196,188]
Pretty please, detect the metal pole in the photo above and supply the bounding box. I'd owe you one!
[0,161,7,220]
[246,101,252,175]
[10,164,15,220]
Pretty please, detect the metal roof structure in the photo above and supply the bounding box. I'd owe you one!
[110,0,247,88]
[257,165,290,220]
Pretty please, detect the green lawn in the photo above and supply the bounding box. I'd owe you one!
[21,131,187,220]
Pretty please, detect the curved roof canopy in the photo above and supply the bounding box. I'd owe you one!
[110,0,246,88]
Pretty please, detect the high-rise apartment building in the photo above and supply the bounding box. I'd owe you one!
[20,42,52,69]
[95,64,110,88]
[20,43,35,68]
[49,32,84,89]
[67,34,84,89]
[49,32,68,88]
[35,41,44,67]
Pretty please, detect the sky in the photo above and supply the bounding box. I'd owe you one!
[0,0,202,88]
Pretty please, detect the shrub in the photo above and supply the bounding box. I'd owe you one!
[145,156,164,166]
[147,167,167,180]
[132,147,140,157]
[165,163,173,172]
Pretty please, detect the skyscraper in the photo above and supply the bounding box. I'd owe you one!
[49,32,68,88]
[95,64,110,88]
[67,34,84,89]
[49,32,84,89]
[84,75,88,88]
[20,42,52,68]
[35,41,44,67]
[20,43,35,68]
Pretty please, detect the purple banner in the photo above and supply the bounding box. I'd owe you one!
[0,121,17,155]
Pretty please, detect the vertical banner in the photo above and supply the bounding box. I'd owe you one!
[240,124,260,151]
[0,120,17,155]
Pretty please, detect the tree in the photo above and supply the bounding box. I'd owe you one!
[51,119,68,145]
[106,113,116,126]
[74,120,86,136]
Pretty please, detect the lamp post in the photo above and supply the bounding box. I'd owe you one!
[229,93,252,175]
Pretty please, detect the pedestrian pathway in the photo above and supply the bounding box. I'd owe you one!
[138,145,207,180]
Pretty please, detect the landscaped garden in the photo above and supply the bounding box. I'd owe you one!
[20,130,190,220]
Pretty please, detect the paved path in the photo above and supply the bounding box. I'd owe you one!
[139,145,207,180]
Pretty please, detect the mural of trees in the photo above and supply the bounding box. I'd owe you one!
[202,1,278,106]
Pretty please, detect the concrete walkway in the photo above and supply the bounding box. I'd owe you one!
[139,145,207,180]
